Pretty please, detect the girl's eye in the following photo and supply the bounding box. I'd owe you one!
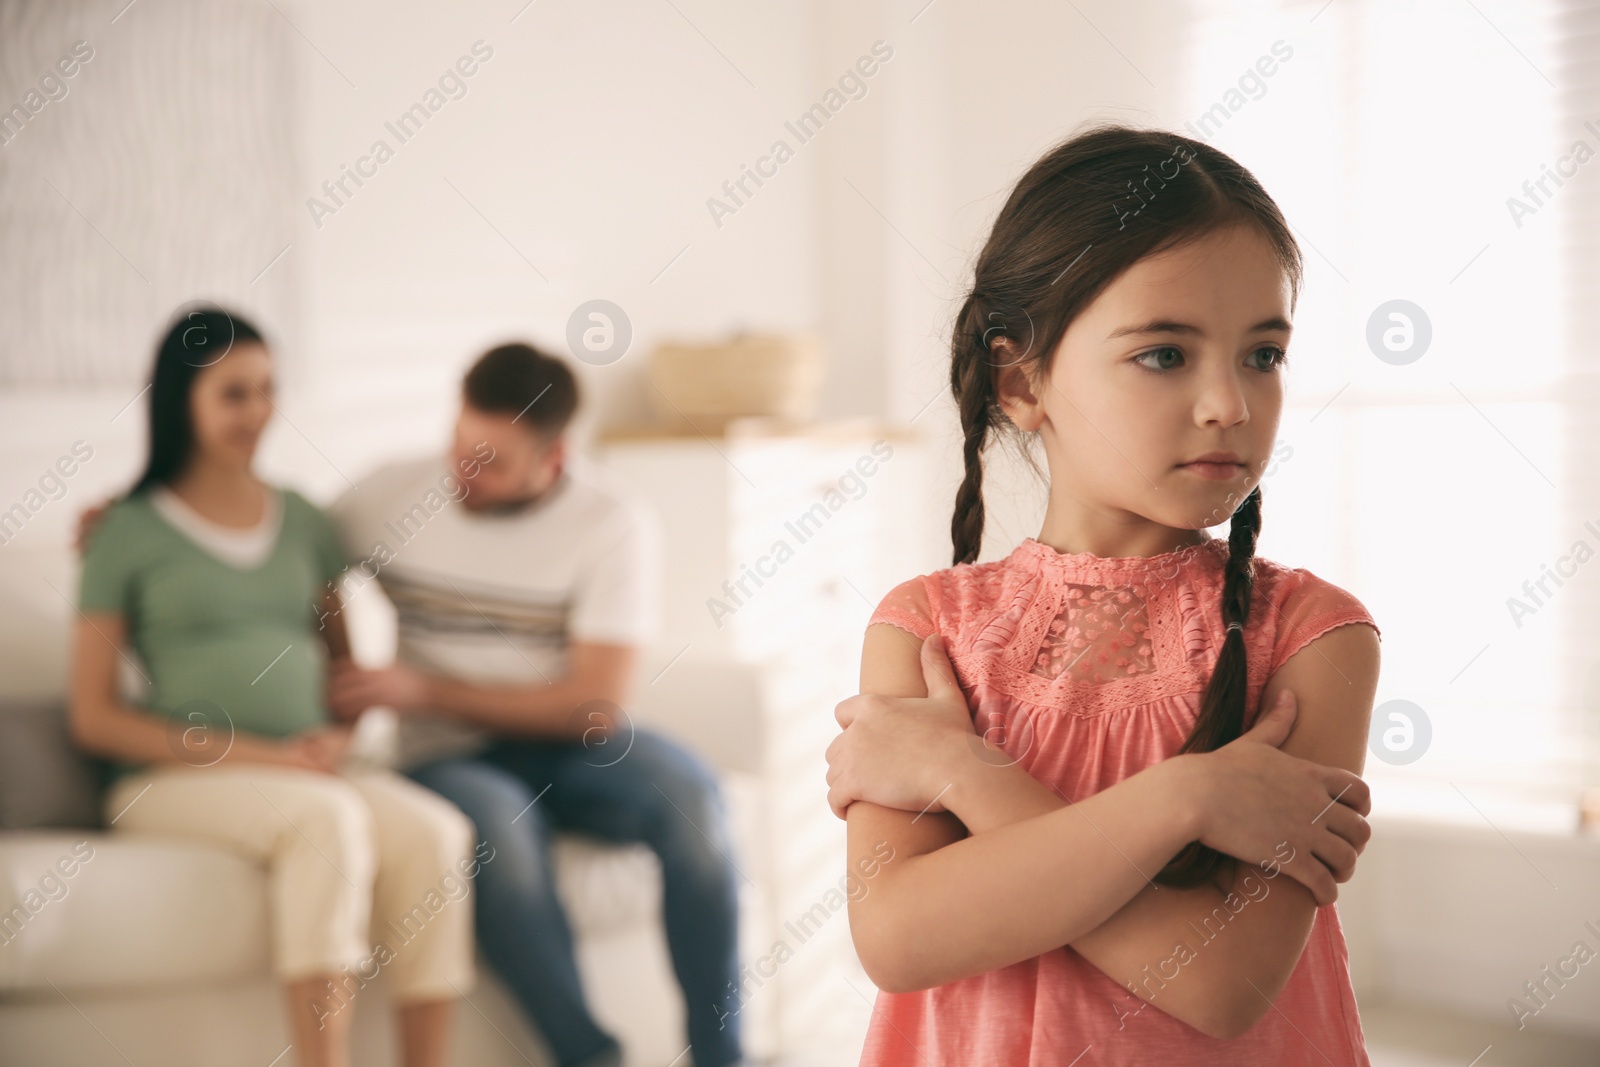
[1133,346,1183,372]
[1134,345,1288,372]
[1250,345,1288,370]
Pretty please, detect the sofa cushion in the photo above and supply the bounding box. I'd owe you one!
[0,545,74,706]
[0,701,105,831]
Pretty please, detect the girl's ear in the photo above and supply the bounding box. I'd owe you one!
[991,342,1045,431]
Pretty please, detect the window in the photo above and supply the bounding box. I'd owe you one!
[1181,0,1593,815]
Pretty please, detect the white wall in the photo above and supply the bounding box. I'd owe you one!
[0,0,828,530]
[0,0,1193,575]
[15,0,1590,1047]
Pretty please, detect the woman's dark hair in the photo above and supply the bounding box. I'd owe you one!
[129,306,266,496]
[948,124,1303,889]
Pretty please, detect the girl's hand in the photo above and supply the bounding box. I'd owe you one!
[825,634,975,820]
[1188,690,1372,906]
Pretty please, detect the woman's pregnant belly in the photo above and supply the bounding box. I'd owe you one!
[145,626,329,739]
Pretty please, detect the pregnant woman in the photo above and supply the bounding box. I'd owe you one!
[70,307,476,1067]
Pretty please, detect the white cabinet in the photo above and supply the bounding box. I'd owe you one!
[596,418,921,1062]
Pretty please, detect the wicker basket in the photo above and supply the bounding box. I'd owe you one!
[647,332,824,429]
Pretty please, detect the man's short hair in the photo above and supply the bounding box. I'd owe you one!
[463,342,580,439]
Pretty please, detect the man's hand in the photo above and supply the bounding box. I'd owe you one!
[75,498,113,555]
[326,661,434,720]
[825,633,977,820]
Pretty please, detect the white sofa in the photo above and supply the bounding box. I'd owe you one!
[0,544,778,1067]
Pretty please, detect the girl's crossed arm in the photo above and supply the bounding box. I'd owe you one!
[1066,622,1378,1038]
[833,622,1374,1039]
[840,624,1211,995]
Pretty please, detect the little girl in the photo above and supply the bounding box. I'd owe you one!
[825,125,1382,1065]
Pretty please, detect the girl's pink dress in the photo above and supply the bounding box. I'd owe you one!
[861,535,1380,1066]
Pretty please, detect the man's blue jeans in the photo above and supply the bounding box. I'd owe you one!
[409,728,743,1067]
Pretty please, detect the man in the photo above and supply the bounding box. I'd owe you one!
[326,343,745,1067]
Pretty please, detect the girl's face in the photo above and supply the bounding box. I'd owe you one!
[188,343,274,471]
[998,223,1291,543]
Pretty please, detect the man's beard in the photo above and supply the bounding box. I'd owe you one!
[467,464,565,515]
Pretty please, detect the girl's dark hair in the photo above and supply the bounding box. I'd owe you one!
[948,124,1302,889]
[129,306,266,496]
